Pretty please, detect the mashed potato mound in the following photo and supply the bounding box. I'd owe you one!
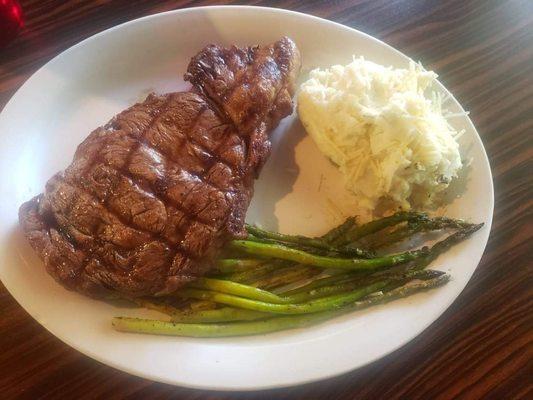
[298,57,463,211]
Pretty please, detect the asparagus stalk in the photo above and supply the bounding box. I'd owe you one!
[140,269,442,321]
[133,298,273,323]
[284,269,445,303]
[246,224,334,251]
[229,240,428,270]
[112,275,450,337]
[214,259,265,273]
[417,223,484,267]
[371,223,484,278]
[188,300,217,311]
[191,278,287,303]
[431,216,476,229]
[335,211,429,245]
[113,312,333,337]
[281,272,354,296]
[369,218,476,249]
[251,265,320,289]
[321,217,357,243]
[246,224,373,258]
[172,271,443,322]
[366,222,429,249]
[177,281,388,314]
[226,262,283,283]
[184,225,480,314]
[171,307,272,323]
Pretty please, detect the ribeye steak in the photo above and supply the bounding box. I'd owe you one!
[19,37,301,298]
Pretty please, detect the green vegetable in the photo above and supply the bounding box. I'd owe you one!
[284,269,444,303]
[215,259,265,273]
[173,271,443,322]
[229,239,427,270]
[251,265,320,289]
[177,281,388,314]
[246,224,334,251]
[191,278,286,303]
[416,223,484,267]
[321,217,357,243]
[369,217,476,249]
[112,275,450,337]
[113,313,332,338]
[281,271,353,296]
[246,224,373,258]
[171,307,272,323]
[226,262,283,283]
[335,211,429,245]
[115,214,482,338]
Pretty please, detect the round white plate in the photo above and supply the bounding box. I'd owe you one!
[0,6,493,390]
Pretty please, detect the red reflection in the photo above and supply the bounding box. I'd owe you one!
[0,0,24,48]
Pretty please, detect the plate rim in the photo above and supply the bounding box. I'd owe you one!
[0,5,494,391]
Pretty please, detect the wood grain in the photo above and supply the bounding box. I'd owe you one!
[1,0,532,399]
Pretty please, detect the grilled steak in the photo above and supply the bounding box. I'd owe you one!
[19,37,301,298]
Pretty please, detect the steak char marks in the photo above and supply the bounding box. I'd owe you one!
[19,38,301,298]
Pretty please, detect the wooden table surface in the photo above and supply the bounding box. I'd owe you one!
[1,1,532,399]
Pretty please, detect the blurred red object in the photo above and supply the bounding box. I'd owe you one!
[0,0,24,48]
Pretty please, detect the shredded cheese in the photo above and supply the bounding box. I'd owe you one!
[298,57,463,211]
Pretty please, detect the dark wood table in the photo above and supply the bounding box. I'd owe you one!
[1,1,531,398]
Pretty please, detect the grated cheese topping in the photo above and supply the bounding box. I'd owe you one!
[298,57,464,211]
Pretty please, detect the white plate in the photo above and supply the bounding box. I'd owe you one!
[0,6,493,390]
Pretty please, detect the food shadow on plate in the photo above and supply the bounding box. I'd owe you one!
[247,117,306,231]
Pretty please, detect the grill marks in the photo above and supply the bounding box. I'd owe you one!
[28,92,247,296]
[19,38,301,298]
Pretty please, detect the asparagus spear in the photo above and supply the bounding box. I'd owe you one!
[171,272,443,322]
[177,281,388,314]
[140,269,442,321]
[334,211,429,245]
[321,217,357,243]
[112,275,449,337]
[370,223,484,279]
[226,262,283,283]
[171,307,272,323]
[229,240,428,270]
[133,298,273,323]
[417,223,484,267]
[368,218,476,249]
[284,269,445,303]
[280,272,354,296]
[246,224,334,251]
[246,224,373,258]
[136,294,276,322]
[230,221,482,272]
[188,224,481,313]
[251,265,320,289]
[214,259,265,273]
[190,278,287,303]
[113,312,332,337]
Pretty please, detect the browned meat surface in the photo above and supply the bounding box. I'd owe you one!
[19,37,301,298]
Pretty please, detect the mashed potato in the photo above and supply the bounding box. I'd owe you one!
[298,57,463,212]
